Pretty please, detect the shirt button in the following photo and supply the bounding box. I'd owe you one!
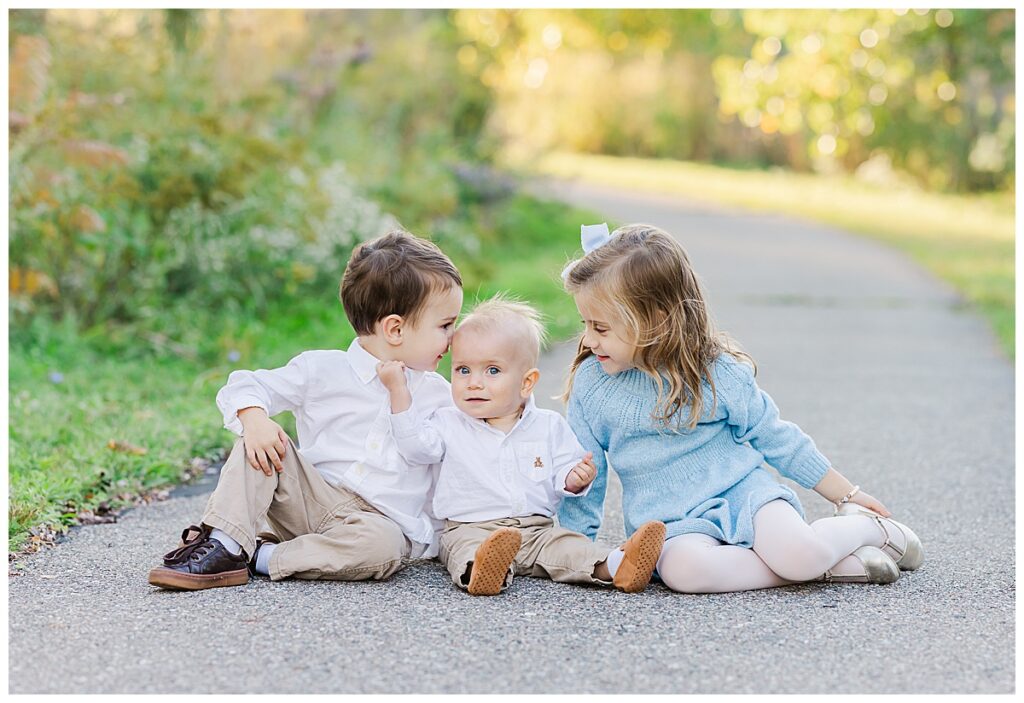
[370,442,380,451]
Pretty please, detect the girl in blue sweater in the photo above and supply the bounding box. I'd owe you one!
[557,223,924,592]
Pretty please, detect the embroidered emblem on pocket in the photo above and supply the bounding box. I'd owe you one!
[534,457,544,468]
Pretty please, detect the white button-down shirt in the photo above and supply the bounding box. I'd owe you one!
[215,338,452,557]
[389,397,592,523]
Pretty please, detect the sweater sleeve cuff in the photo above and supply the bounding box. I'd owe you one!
[222,398,268,436]
[786,450,832,490]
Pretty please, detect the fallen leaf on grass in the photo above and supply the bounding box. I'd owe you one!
[20,524,64,556]
[107,439,147,455]
[76,511,117,525]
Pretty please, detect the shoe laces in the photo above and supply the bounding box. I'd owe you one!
[162,524,216,565]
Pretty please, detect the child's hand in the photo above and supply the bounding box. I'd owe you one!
[564,452,597,494]
[376,360,408,393]
[848,490,891,517]
[237,407,290,476]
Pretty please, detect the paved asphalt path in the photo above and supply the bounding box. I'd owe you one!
[8,180,1014,694]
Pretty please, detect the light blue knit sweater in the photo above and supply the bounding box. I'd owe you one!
[557,354,832,548]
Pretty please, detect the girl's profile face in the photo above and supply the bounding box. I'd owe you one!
[574,290,636,375]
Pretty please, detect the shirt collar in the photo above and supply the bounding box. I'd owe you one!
[519,394,538,421]
[348,338,426,387]
[511,395,539,434]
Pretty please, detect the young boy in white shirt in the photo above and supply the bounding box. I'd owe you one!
[377,296,666,596]
[148,229,463,590]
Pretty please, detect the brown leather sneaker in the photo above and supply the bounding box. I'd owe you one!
[613,520,667,593]
[467,527,521,596]
[148,524,250,590]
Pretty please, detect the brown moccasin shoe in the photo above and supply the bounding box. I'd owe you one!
[466,527,521,596]
[148,524,249,591]
[613,521,667,593]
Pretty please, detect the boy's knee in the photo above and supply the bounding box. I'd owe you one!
[224,436,248,462]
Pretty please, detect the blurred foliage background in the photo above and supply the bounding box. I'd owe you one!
[461,8,1014,191]
[7,9,1015,552]
[9,8,1014,344]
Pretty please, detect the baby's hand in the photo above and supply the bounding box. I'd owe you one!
[376,360,408,393]
[564,452,597,494]
[376,360,412,413]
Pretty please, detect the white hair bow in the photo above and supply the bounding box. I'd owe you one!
[580,222,611,253]
[561,222,612,282]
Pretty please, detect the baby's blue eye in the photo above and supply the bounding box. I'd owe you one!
[455,366,469,375]
[486,367,500,375]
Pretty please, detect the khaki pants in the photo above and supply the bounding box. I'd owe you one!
[439,515,612,591]
[202,438,411,582]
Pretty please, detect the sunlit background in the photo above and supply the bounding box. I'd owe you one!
[7,9,1015,552]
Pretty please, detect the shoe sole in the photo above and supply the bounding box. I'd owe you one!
[467,528,521,596]
[148,566,249,591]
[614,521,667,593]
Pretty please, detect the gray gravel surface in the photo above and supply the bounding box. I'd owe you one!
[8,180,1014,694]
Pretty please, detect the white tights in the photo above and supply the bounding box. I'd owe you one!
[656,499,884,593]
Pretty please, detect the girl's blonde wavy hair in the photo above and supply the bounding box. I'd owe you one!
[562,224,754,430]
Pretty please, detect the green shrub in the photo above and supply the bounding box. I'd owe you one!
[10,10,499,353]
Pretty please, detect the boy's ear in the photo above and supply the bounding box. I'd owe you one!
[379,314,404,346]
[520,368,541,398]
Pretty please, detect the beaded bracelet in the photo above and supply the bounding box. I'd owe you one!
[837,485,861,505]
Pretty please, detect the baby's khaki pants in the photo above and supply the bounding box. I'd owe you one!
[439,515,612,591]
[202,438,411,582]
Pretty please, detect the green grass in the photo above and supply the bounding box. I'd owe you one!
[9,343,224,550]
[8,299,365,553]
[536,152,1015,358]
[8,194,600,553]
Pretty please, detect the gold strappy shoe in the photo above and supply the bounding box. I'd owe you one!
[835,503,925,571]
[823,546,900,584]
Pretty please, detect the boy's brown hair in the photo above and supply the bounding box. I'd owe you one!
[340,229,462,335]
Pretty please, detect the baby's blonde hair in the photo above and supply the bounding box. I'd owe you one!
[562,224,754,430]
[456,293,547,367]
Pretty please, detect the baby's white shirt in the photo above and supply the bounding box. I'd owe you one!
[389,396,592,523]
[215,338,452,557]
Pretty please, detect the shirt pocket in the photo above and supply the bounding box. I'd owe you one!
[515,441,554,483]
